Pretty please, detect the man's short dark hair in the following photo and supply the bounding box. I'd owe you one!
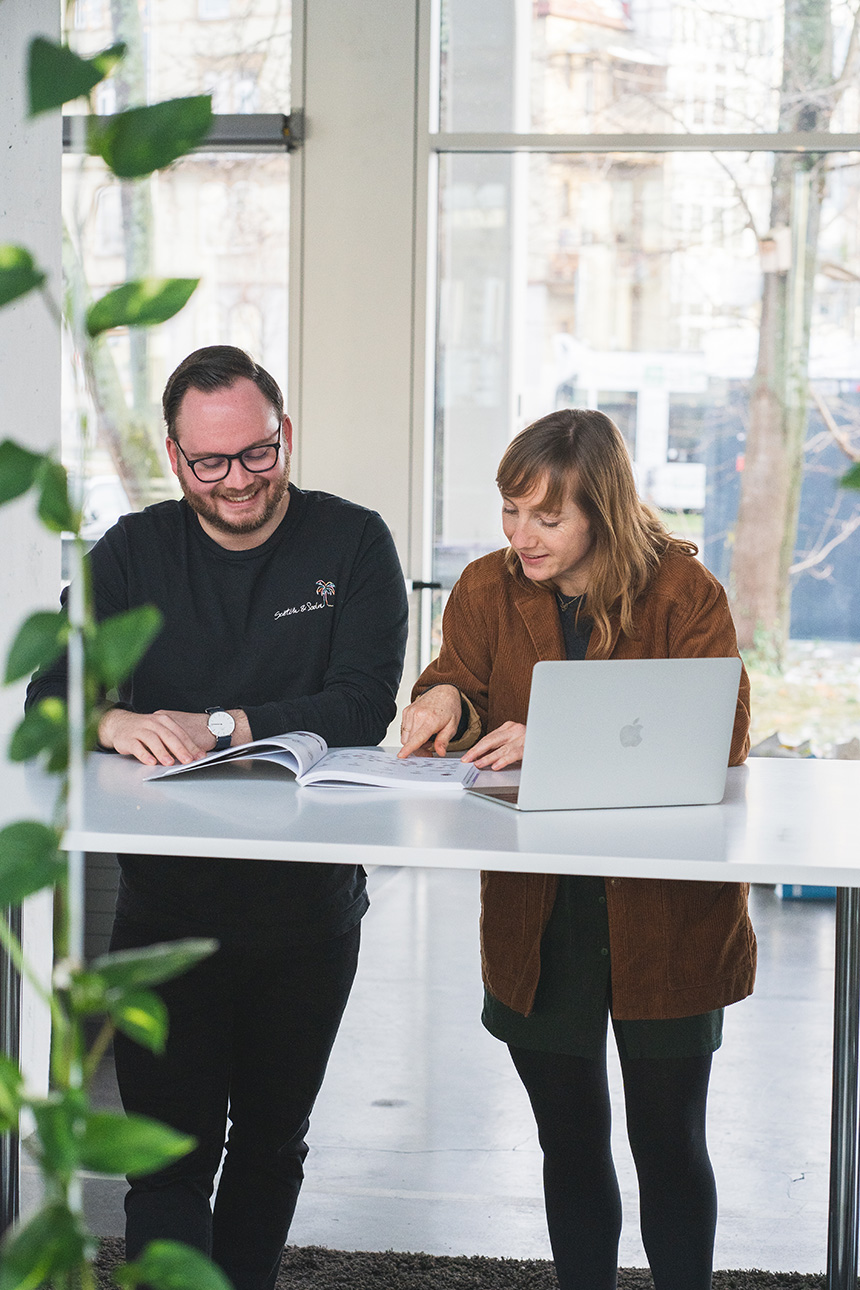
[163,346,285,441]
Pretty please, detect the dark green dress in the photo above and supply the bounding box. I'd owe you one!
[481,594,723,1061]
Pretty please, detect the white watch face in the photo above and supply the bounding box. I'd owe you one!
[208,710,235,738]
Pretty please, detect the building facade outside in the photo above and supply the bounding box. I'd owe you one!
[435,0,860,641]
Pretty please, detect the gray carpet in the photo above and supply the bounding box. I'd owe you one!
[92,1240,834,1287]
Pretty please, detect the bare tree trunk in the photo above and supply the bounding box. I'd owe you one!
[729,0,834,658]
[732,156,825,653]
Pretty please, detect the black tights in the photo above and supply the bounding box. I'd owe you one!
[509,1045,717,1290]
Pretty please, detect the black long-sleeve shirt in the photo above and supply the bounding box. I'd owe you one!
[29,486,409,944]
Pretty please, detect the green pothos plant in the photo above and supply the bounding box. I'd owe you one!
[0,33,232,1290]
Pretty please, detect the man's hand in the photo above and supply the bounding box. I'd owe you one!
[98,707,251,767]
[460,721,526,771]
[399,685,463,759]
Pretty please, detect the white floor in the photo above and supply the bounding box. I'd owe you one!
[29,868,837,1273]
[291,869,835,1273]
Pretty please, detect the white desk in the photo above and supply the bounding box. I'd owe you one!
[57,755,860,887]
[4,756,860,1286]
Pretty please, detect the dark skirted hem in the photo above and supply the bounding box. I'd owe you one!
[482,874,723,1060]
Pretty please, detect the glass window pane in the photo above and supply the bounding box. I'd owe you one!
[68,0,291,113]
[440,0,859,135]
[62,151,289,517]
[63,1,290,542]
[434,150,860,659]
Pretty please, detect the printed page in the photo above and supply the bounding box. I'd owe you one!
[147,730,328,780]
[299,749,479,790]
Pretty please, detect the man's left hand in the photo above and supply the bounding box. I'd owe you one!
[101,707,254,764]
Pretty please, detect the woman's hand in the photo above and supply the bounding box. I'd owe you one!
[399,685,463,758]
[461,721,526,770]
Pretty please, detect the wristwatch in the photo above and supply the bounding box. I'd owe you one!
[205,706,235,752]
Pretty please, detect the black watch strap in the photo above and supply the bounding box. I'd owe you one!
[205,705,235,752]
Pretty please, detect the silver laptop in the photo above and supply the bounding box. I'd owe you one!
[465,657,742,811]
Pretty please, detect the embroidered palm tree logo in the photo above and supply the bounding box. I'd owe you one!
[316,580,335,606]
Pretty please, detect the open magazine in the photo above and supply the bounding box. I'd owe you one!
[146,730,479,791]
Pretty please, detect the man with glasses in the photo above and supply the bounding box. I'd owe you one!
[27,345,408,1290]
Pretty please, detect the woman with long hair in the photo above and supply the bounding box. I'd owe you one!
[400,408,755,1290]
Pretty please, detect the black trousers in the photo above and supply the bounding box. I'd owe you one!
[510,1044,717,1290]
[110,916,361,1290]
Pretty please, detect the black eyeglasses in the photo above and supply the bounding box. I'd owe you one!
[174,427,281,483]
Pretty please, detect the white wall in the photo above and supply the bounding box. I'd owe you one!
[0,0,62,1099]
[290,0,430,576]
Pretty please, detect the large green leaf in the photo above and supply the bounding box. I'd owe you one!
[8,697,68,772]
[88,605,163,689]
[841,462,860,490]
[0,245,47,309]
[88,96,213,179]
[0,820,65,905]
[0,439,43,505]
[92,938,217,990]
[68,967,109,1016]
[115,1240,233,1290]
[0,1055,23,1135]
[28,37,126,117]
[30,1091,87,1177]
[0,1202,93,1290]
[5,609,68,684]
[108,987,169,1054]
[36,457,78,533]
[69,964,170,1050]
[80,1111,194,1176]
[87,278,199,338]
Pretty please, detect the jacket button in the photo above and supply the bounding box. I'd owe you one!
[600,947,609,956]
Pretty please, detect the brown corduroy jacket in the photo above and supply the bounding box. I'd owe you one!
[413,549,756,1020]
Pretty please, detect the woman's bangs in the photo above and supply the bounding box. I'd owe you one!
[539,464,573,512]
[496,457,537,502]
[497,456,572,514]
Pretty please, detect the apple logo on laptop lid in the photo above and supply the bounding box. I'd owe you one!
[619,718,643,748]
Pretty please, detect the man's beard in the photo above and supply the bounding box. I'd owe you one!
[179,459,290,536]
